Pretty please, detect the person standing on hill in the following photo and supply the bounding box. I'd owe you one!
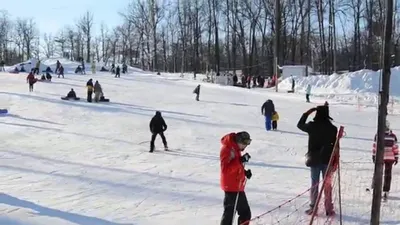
[297,105,337,216]
[91,60,96,74]
[26,72,36,92]
[86,79,94,102]
[261,99,275,131]
[219,131,252,225]
[306,84,311,103]
[149,111,168,152]
[115,66,121,78]
[193,84,200,101]
[371,120,399,200]
[94,81,103,102]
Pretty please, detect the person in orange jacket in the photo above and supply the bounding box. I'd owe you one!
[220,131,252,225]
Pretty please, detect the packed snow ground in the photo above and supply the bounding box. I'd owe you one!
[0,66,400,224]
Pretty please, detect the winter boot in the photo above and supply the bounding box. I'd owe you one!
[326,210,336,217]
[150,144,155,153]
[383,191,389,201]
[305,205,317,215]
[164,145,169,151]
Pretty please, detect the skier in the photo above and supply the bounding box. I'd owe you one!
[149,111,168,152]
[261,99,275,131]
[86,79,94,102]
[272,111,279,130]
[26,72,36,92]
[220,131,252,225]
[371,120,398,200]
[193,85,200,101]
[306,84,311,102]
[297,105,337,216]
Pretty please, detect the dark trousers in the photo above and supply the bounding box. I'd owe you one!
[372,161,394,192]
[29,83,34,92]
[150,132,167,152]
[272,121,277,130]
[306,94,310,102]
[196,93,199,101]
[87,91,93,102]
[220,191,251,225]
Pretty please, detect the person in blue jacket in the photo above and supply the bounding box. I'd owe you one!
[261,99,275,131]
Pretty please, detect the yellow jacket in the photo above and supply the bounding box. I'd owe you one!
[272,112,279,121]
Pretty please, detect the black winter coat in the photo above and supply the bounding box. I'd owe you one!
[297,113,337,166]
[261,100,275,117]
[150,115,167,133]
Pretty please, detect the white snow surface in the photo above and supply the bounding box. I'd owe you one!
[0,62,400,224]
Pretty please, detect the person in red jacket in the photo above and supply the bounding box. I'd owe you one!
[371,120,399,200]
[26,71,36,92]
[220,131,252,225]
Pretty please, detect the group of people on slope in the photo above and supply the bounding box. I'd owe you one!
[218,101,398,224]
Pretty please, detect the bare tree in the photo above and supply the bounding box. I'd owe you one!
[42,33,55,58]
[78,11,94,62]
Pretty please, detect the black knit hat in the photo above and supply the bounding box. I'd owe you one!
[236,131,252,145]
[314,105,333,121]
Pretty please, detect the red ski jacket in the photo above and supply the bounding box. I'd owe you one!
[220,133,246,192]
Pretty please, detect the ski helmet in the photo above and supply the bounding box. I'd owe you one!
[236,131,251,145]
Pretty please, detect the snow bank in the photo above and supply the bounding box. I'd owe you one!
[279,67,400,96]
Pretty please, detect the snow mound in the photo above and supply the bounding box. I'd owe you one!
[279,67,400,98]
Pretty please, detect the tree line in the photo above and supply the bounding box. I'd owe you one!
[0,0,398,76]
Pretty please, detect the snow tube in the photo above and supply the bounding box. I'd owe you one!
[0,109,8,114]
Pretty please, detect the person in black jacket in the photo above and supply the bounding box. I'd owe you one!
[261,99,275,131]
[297,105,337,216]
[149,111,168,152]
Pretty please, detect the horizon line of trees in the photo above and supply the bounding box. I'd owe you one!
[1,0,400,76]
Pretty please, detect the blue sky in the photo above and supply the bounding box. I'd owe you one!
[3,0,131,35]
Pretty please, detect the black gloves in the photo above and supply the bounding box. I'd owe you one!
[372,156,376,164]
[245,169,252,179]
[240,153,251,163]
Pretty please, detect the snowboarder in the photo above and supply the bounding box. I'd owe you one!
[261,99,275,131]
[306,84,311,102]
[272,111,279,130]
[26,72,36,92]
[193,85,200,101]
[219,131,252,225]
[149,111,168,152]
[86,79,94,102]
[297,105,337,216]
[371,120,399,200]
[94,81,103,102]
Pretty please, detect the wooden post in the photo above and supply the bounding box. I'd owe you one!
[370,0,393,224]
[274,0,281,92]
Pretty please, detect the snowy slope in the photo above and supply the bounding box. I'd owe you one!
[0,69,399,224]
